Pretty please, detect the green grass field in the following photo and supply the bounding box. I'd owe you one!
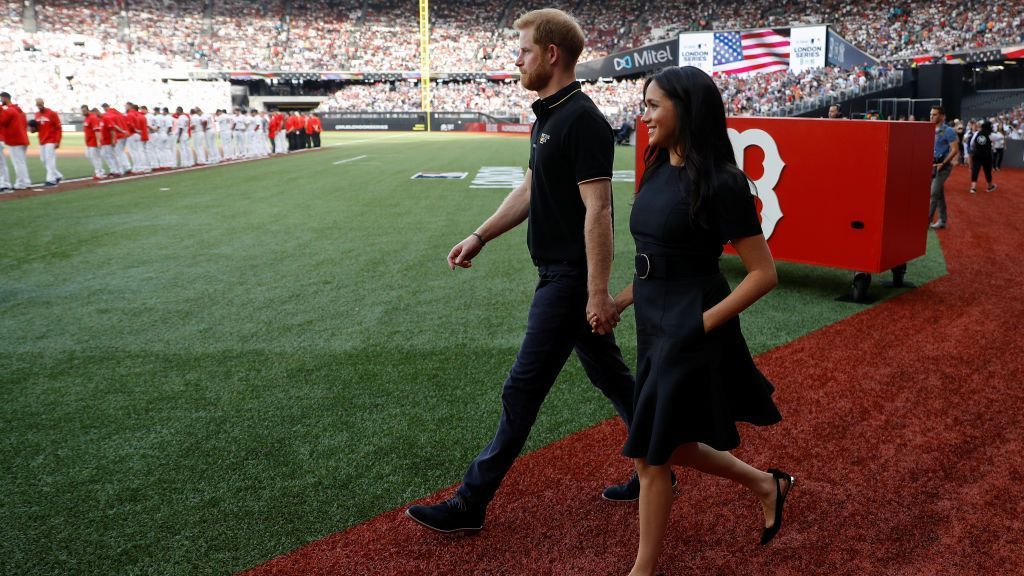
[0,132,947,576]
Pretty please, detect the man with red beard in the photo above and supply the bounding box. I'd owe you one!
[406,8,643,534]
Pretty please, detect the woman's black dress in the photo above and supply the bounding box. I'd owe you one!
[621,162,782,466]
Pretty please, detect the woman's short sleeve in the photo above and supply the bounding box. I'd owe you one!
[712,170,763,243]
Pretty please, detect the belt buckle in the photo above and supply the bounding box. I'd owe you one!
[637,253,651,280]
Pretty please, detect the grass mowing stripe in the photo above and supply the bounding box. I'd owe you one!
[0,132,947,576]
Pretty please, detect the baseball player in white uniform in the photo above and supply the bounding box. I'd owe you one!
[216,110,233,160]
[232,108,249,159]
[142,106,160,171]
[190,108,207,165]
[160,108,176,169]
[202,109,219,164]
[174,107,194,168]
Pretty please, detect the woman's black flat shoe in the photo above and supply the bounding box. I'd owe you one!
[760,468,795,545]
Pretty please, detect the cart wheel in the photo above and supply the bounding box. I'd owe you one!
[852,272,872,302]
[891,263,907,288]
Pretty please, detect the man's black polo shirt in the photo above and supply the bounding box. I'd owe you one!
[527,81,614,264]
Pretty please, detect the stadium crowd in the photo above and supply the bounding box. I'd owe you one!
[3,0,1023,73]
[1,0,1021,131]
[314,64,904,120]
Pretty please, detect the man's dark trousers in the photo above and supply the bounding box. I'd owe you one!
[457,262,635,505]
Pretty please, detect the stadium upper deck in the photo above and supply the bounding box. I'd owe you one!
[3,0,1022,73]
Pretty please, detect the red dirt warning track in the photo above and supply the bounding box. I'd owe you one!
[242,168,1024,575]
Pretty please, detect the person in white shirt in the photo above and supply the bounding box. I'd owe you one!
[216,110,234,160]
[991,124,1005,171]
[232,108,249,159]
[174,107,195,168]
[202,109,219,164]
[190,107,207,165]
[248,109,262,158]
[160,108,176,169]
[143,106,161,171]
[258,111,271,157]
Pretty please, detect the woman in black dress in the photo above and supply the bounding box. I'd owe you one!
[595,66,794,576]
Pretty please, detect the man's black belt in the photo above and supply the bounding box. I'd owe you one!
[635,253,719,280]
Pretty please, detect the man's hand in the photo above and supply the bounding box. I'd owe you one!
[447,234,485,270]
[587,292,620,335]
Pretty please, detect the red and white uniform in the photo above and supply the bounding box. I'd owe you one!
[0,103,32,189]
[83,112,106,178]
[100,108,126,175]
[125,109,146,173]
[271,112,287,154]
[35,107,64,183]
[109,109,133,172]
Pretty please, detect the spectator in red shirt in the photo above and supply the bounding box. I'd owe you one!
[0,92,32,190]
[80,105,107,179]
[34,98,64,186]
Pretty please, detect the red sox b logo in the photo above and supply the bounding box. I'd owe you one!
[727,128,784,240]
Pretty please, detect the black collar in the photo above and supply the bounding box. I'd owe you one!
[531,81,582,117]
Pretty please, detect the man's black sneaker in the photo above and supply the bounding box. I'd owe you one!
[602,470,678,502]
[406,495,486,533]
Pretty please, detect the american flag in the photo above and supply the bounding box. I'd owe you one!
[713,29,791,76]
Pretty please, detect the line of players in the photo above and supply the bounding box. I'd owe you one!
[79,104,324,180]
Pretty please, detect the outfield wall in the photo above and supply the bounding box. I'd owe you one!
[318,112,525,132]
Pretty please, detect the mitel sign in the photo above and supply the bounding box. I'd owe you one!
[576,38,679,79]
[613,44,675,71]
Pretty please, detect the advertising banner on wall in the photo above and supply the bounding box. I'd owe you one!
[789,25,827,73]
[826,28,880,69]
[677,32,715,72]
[575,38,678,80]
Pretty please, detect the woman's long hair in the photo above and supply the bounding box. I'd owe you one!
[979,120,993,136]
[639,66,746,228]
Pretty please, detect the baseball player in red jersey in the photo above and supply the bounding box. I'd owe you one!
[0,113,9,192]
[34,98,64,186]
[0,91,32,190]
[80,105,106,180]
[309,114,322,148]
[125,102,147,173]
[271,109,287,154]
[102,104,131,173]
[100,104,126,176]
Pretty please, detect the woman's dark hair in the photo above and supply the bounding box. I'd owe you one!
[980,120,993,135]
[639,66,748,227]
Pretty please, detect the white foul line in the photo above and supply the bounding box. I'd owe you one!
[333,155,367,165]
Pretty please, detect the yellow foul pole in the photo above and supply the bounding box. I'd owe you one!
[418,0,431,132]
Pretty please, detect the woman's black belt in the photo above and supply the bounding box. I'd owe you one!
[635,253,719,280]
